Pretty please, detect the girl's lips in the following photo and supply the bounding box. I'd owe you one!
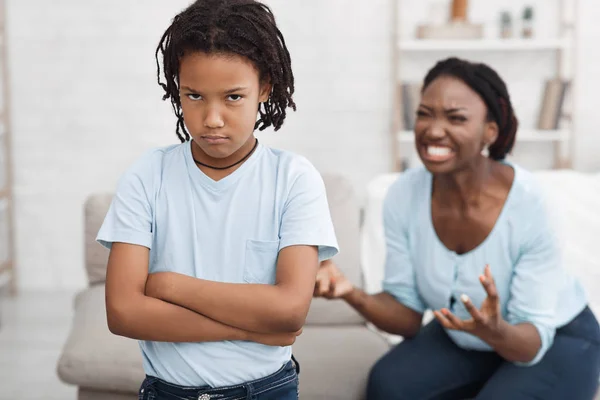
[201,136,229,144]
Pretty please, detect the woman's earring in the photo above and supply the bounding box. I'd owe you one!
[481,144,490,157]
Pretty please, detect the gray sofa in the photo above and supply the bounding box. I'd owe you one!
[56,174,390,400]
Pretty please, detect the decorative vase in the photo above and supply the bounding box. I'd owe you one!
[451,0,468,21]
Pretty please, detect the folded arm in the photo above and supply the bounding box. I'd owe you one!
[105,242,298,346]
[146,245,320,334]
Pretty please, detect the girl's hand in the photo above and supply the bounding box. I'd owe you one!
[313,260,354,299]
[433,265,506,340]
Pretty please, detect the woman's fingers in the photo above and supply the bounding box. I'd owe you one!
[479,265,499,305]
[461,294,485,325]
[433,310,456,330]
[442,308,469,330]
[315,274,330,296]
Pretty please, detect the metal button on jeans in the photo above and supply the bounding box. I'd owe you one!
[198,394,211,400]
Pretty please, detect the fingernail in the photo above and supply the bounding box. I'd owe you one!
[460,294,470,303]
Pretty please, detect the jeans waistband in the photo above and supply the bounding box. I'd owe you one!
[143,360,297,400]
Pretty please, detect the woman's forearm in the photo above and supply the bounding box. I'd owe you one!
[343,289,423,338]
[482,320,542,363]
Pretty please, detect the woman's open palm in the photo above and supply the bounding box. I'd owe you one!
[434,265,503,336]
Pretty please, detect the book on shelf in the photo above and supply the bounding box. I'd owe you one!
[537,79,570,130]
[399,82,422,131]
[0,198,8,265]
[0,134,5,192]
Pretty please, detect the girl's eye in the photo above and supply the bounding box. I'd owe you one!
[187,94,202,101]
[228,94,242,102]
[416,110,429,118]
[449,116,467,122]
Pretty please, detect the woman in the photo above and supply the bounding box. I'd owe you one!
[315,57,600,399]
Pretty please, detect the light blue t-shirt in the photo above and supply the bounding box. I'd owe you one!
[97,141,339,387]
[382,164,587,366]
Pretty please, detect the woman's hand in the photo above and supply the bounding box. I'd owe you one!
[434,265,507,341]
[313,260,354,299]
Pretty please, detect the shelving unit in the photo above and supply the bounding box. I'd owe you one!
[0,0,15,294]
[391,0,578,171]
[398,38,569,52]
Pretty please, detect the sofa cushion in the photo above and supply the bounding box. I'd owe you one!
[57,287,387,399]
[57,285,143,393]
[305,174,365,325]
[84,194,113,285]
[78,388,136,400]
[293,326,390,400]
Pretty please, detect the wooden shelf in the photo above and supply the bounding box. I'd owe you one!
[0,267,11,289]
[398,129,570,143]
[0,261,11,288]
[0,0,13,293]
[398,38,569,52]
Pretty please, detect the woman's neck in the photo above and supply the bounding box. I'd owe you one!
[432,156,496,210]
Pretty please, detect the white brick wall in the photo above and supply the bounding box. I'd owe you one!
[6,0,600,290]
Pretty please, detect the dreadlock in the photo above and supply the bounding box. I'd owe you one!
[155,0,296,142]
[422,57,518,161]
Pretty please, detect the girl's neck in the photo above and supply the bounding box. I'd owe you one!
[191,136,258,181]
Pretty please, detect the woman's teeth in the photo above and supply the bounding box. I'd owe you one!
[427,146,452,156]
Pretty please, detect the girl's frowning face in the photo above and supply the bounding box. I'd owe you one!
[179,51,271,162]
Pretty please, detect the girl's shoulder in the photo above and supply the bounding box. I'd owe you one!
[116,143,184,191]
[125,143,184,174]
[262,145,321,180]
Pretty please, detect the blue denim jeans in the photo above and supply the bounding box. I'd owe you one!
[368,306,600,400]
[138,359,299,400]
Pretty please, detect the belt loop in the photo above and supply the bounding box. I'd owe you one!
[245,382,253,400]
[291,354,300,375]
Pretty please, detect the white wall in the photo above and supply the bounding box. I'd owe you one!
[574,0,600,171]
[6,0,600,290]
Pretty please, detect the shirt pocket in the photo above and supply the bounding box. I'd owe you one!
[243,239,280,285]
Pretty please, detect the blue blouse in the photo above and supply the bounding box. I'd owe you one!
[382,163,587,366]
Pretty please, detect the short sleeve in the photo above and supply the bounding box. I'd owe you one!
[96,154,156,250]
[278,164,339,261]
[381,179,427,314]
[507,198,561,366]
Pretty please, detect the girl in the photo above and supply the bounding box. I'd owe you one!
[98,1,338,399]
[315,57,600,399]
